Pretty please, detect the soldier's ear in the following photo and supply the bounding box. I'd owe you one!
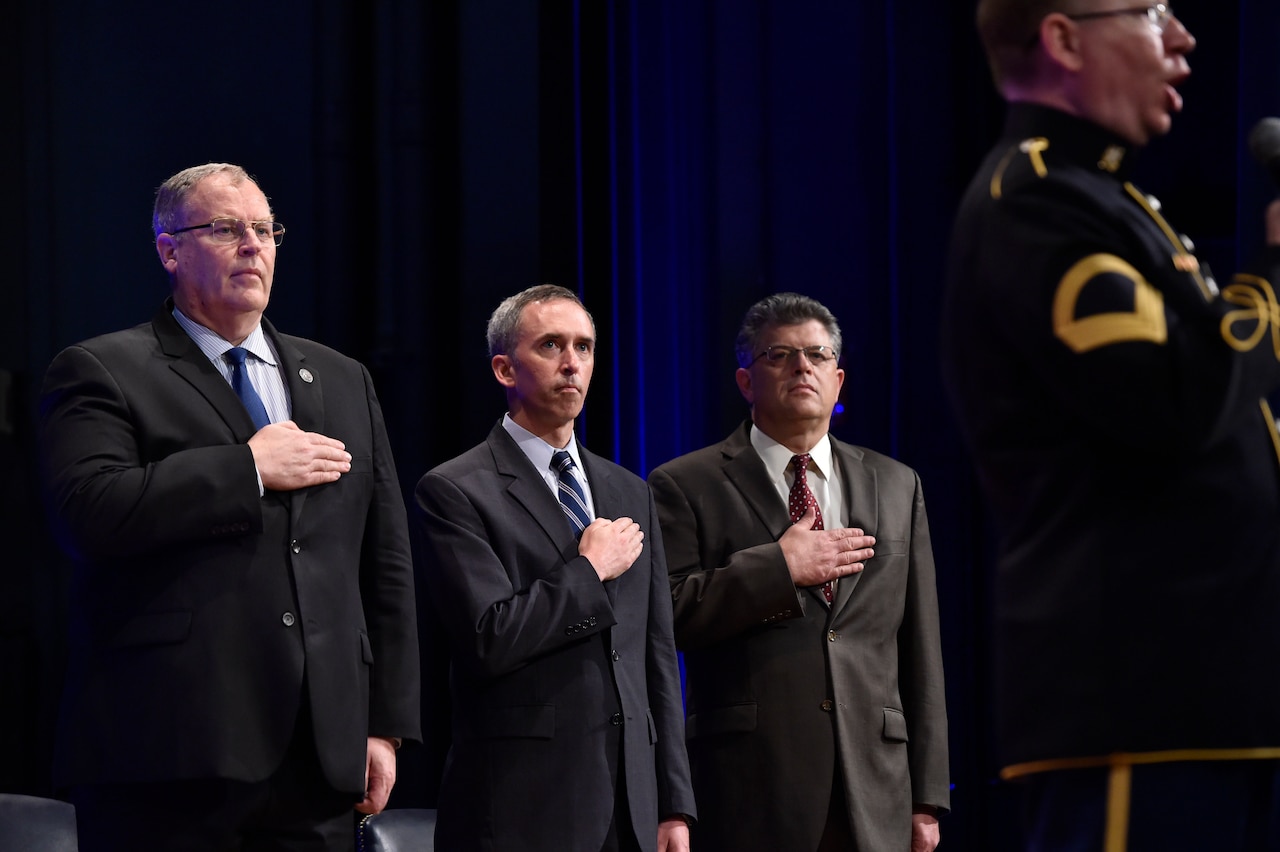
[1038,13,1086,73]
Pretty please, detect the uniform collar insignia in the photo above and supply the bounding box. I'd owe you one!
[1098,145,1126,173]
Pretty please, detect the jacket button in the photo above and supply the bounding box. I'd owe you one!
[588,616,597,626]
[610,713,623,726]
[827,630,837,642]
[612,650,621,661]
[820,699,834,712]
[281,612,296,627]
[290,540,301,554]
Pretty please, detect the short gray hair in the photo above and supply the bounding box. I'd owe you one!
[486,284,595,358]
[734,292,843,368]
[152,163,258,237]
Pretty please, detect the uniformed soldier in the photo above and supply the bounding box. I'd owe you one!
[943,2,1280,849]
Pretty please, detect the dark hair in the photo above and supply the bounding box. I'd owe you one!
[486,284,596,358]
[734,292,843,368]
[976,0,1080,88]
[153,163,259,237]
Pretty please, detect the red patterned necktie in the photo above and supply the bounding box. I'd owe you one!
[789,453,833,604]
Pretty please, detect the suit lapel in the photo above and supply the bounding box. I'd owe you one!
[266,321,320,518]
[577,447,615,518]
[721,421,792,540]
[155,305,301,514]
[577,445,621,605]
[153,303,258,440]
[268,320,324,434]
[488,423,579,555]
[831,437,876,613]
[723,422,835,610]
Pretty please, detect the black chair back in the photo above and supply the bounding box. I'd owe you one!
[357,808,437,852]
[0,794,77,852]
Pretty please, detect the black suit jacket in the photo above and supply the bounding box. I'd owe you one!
[943,104,1280,770]
[649,422,949,851]
[415,422,695,852]
[39,302,420,792]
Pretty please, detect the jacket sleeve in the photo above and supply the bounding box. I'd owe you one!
[356,364,422,742]
[897,471,951,813]
[649,464,802,651]
[641,489,698,821]
[39,343,261,562]
[978,180,1280,454]
[414,468,617,679]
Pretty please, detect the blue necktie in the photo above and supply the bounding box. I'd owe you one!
[551,450,593,534]
[225,347,271,430]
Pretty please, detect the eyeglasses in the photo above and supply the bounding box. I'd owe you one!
[1026,3,1172,47]
[169,217,286,247]
[748,345,839,368]
[1067,4,1173,32]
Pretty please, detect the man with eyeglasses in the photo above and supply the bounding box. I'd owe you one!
[944,2,1280,848]
[39,163,420,851]
[648,293,949,852]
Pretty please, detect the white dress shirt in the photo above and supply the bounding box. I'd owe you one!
[748,426,846,528]
[502,413,597,517]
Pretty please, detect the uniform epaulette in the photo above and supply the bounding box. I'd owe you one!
[990,137,1050,200]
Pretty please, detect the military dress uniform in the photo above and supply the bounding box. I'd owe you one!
[943,103,1280,848]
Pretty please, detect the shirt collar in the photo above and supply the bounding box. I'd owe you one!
[749,425,833,482]
[171,306,277,367]
[1002,102,1137,180]
[502,413,586,479]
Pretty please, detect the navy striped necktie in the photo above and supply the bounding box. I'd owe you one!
[551,450,592,534]
[225,347,271,430]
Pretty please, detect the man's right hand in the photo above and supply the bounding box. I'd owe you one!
[248,420,351,491]
[578,516,644,581]
[779,506,876,586]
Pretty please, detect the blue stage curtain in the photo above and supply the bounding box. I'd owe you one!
[8,2,1280,847]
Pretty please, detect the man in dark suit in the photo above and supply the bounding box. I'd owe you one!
[648,293,949,852]
[415,284,695,852]
[39,163,420,851]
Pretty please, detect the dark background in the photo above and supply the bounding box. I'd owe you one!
[4,2,1278,848]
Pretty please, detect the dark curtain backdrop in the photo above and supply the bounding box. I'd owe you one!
[5,2,1277,848]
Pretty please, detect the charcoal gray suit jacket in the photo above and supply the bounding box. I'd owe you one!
[416,421,694,852]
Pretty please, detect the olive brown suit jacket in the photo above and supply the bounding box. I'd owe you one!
[648,421,949,851]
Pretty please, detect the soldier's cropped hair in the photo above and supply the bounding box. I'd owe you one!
[153,163,259,238]
[735,292,843,369]
[487,284,595,359]
[977,0,1082,89]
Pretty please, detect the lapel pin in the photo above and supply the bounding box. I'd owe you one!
[299,368,314,384]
